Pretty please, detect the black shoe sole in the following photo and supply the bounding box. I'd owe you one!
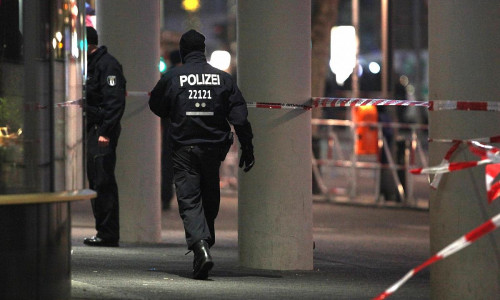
[193,260,214,280]
[83,240,119,247]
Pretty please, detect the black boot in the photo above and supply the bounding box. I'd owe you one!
[192,240,213,280]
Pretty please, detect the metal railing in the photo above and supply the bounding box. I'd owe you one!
[312,118,429,209]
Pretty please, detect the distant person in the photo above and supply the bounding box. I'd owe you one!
[161,50,182,210]
[84,26,126,247]
[149,29,254,280]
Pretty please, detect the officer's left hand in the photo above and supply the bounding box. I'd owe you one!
[239,148,255,172]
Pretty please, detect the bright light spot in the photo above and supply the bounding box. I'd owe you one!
[209,50,231,71]
[368,62,380,74]
[71,32,79,58]
[182,0,200,12]
[330,26,357,86]
[56,31,63,42]
[71,3,79,16]
[52,38,57,49]
[159,57,167,73]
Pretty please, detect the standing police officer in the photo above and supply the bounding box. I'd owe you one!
[149,29,255,279]
[83,27,126,247]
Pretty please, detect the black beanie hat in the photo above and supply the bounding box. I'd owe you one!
[179,29,205,58]
[86,26,98,45]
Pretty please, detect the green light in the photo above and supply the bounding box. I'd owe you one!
[159,57,167,73]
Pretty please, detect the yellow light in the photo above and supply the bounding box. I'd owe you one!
[182,0,200,12]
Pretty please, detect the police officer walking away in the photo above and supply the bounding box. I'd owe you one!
[83,26,126,247]
[149,29,255,279]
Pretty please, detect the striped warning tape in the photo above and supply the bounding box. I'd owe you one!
[429,100,500,112]
[312,97,429,108]
[56,99,82,107]
[53,91,147,108]
[411,141,500,175]
[426,136,500,190]
[427,141,461,189]
[54,92,500,112]
[429,135,500,144]
[249,98,500,112]
[412,140,500,203]
[373,212,500,300]
[246,102,311,110]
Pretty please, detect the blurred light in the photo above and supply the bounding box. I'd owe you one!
[71,31,79,58]
[209,50,231,71]
[71,3,78,16]
[55,31,63,42]
[368,62,380,74]
[406,84,415,95]
[329,26,356,86]
[357,65,363,77]
[159,57,167,73]
[399,75,409,87]
[182,0,200,12]
[52,38,57,49]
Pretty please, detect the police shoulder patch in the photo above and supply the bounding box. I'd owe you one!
[107,75,117,86]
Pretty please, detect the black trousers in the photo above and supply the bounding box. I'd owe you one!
[86,124,120,241]
[172,145,221,249]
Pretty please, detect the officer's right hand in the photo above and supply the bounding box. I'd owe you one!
[239,147,255,172]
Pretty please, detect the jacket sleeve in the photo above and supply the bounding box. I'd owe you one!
[98,60,126,137]
[149,75,170,118]
[227,81,253,149]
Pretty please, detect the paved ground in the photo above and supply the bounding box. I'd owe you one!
[70,194,430,300]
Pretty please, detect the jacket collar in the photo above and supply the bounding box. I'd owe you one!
[182,51,207,64]
[88,46,108,66]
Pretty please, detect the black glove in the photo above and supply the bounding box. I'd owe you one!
[239,147,255,172]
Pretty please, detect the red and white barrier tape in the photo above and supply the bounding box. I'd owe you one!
[428,135,500,144]
[56,98,82,107]
[373,213,500,300]
[55,92,500,113]
[426,137,500,190]
[429,100,500,112]
[246,102,311,110]
[53,91,149,108]
[412,140,500,203]
[427,141,461,189]
[312,97,429,108]
[249,98,500,112]
[411,157,493,175]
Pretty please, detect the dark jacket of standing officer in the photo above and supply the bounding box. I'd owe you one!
[149,29,254,280]
[84,26,126,247]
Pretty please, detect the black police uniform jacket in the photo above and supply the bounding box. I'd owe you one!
[86,46,126,137]
[149,51,253,149]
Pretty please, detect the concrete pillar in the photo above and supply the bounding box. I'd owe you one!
[96,1,161,243]
[429,2,500,299]
[237,0,313,270]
